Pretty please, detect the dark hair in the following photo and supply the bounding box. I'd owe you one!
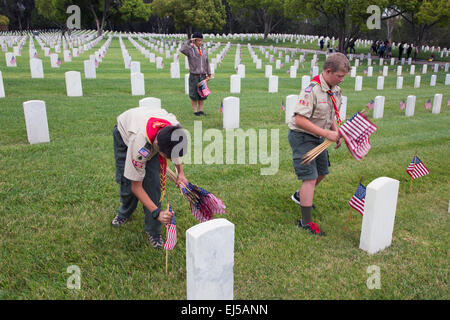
[156,125,188,159]
[192,32,203,39]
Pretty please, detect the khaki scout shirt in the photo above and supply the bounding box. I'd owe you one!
[288,73,342,137]
[180,40,211,76]
[117,107,180,181]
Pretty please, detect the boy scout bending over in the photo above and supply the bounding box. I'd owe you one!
[288,53,350,236]
[112,107,188,249]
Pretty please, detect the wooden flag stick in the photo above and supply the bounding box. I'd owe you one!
[165,199,170,274]
[344,209,353,231]
[410,151,418,193]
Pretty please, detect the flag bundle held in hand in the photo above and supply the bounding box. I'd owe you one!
[348,183,366,216]
[164,204,177,251]
[406,156,430,179]
[167,168,226,223]
[338,111,378,161]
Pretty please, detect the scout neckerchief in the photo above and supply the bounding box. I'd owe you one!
[146,117,172,203]
[311,75,342,126]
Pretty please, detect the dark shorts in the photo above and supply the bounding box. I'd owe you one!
[189,74,207,101]
[288,130,330,181]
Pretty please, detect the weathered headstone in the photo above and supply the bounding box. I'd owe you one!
[186,218,234,300]
[359,177,400,255]
[223,97,239,129]
[23,100,50,144]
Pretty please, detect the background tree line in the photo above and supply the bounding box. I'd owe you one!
[0,0,448,51]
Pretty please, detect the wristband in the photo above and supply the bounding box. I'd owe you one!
[151,207,161,220]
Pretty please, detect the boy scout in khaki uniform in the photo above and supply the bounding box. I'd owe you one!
[288,53,350,236]
[112,107,188,249]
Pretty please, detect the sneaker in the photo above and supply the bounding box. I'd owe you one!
[111,215,129,227]
[194,112,200,116]
[298,220,326,236]
[146,232,163,250]
[291,191,316,209]
[198,111,205,115]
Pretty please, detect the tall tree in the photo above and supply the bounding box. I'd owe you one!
[387,0,450,52]
[284,0,388,53]
[150,0,226,39]
[118,0,151,31]
[229,0,285,41]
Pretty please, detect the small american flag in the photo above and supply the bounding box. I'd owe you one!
[281,99,285,111]
[338,112,378,161]
[11,55,16,65]
[220,100,223,113]
[400,100,406,110]
[364,69,367,75]
[448,99,450,106]
[348,183,366,216]
[366,100,375,110]
[406,156,430,180]
[424,99,432,109]
[34,52,38,58]
[164,205,177,251]
[56,57,61,66]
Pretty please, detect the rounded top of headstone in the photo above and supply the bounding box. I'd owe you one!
[186,218,234,239]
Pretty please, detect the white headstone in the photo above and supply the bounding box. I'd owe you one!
[237,64,245,78]
[312,66,319,77]
[445,74,450,85]
[379,58,384,66]
[130,61,140,73]
[30,58,44,79]
[170,62,180,78]
[0,71,4,98]
[265,65,272,78]
[355,76,363,91]
[397,66,402,76]
[301,75,311,92]
[23,100,50,144]
[50,54,60,68]
[275,59,281,69]
[373,96,385,119]
[414,75,421,88]
[433,64,438,73]
[367,66,373,77]
[185,74,189,94]
[396,76,403,89]
[405,95,416,117]
[230,74,241,94]
[139,97,161,110]
[410,65,415,75]
[359,177,399,255]
[223,97,239,129]
[289,66,297,78]
[186,219,234,300]
[131,72,145,96]
[285,94,299,124]
[84,60,96,79]
[422,64,427,74]
[63,50,72,62]
[340,96,347,121]
[156,57,163,69]
[65,71,83,97]
[350,67,356,78]
[377,76,384,90]
[256,59,262,69]
[5,52,17,67]
[382,66,388,77]
[430,74,437,86]
[268,75,278,93]
[432,94,442,114]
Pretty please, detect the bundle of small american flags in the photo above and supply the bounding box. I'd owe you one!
[339,111,378,161]
[167,168,226,223]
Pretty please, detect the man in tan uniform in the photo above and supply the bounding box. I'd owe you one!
[288,53,350,236]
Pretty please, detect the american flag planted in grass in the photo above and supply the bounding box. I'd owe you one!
[167,168,226,223]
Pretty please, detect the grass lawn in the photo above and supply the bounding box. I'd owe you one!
[0,33,449,300]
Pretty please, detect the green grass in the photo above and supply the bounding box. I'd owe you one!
[0,35,449,300]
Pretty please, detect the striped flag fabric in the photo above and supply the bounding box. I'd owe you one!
[348,183,366,216]
[164,205,177,251]
[281,98,285,111]
[11,55,16,65]
[367,100,375,110]
[338,112,378,161]
[220,100,223,113]
[400,100,406,110]
[406,156,430,180]
[424,99,432,109]
[447,99,450,107]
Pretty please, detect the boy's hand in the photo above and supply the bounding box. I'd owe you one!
[157,209,173,224]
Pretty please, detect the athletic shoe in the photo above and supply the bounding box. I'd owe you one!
[194,112,200,116]
[298,220,326,236]
[111,215,129,227]
[291,191,316,209]
[198,111,205,115]
[146,232,163,250]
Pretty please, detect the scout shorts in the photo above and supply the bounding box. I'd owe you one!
[288,130,330,181]
[189,73,207,101]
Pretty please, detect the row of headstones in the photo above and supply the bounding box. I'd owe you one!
[353,74,450,91]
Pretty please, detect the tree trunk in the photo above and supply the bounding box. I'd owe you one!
[186,25,192,39]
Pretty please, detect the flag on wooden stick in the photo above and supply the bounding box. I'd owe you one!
[348,183,366,216]
[164,205,177,251]
[406,155,430,180]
